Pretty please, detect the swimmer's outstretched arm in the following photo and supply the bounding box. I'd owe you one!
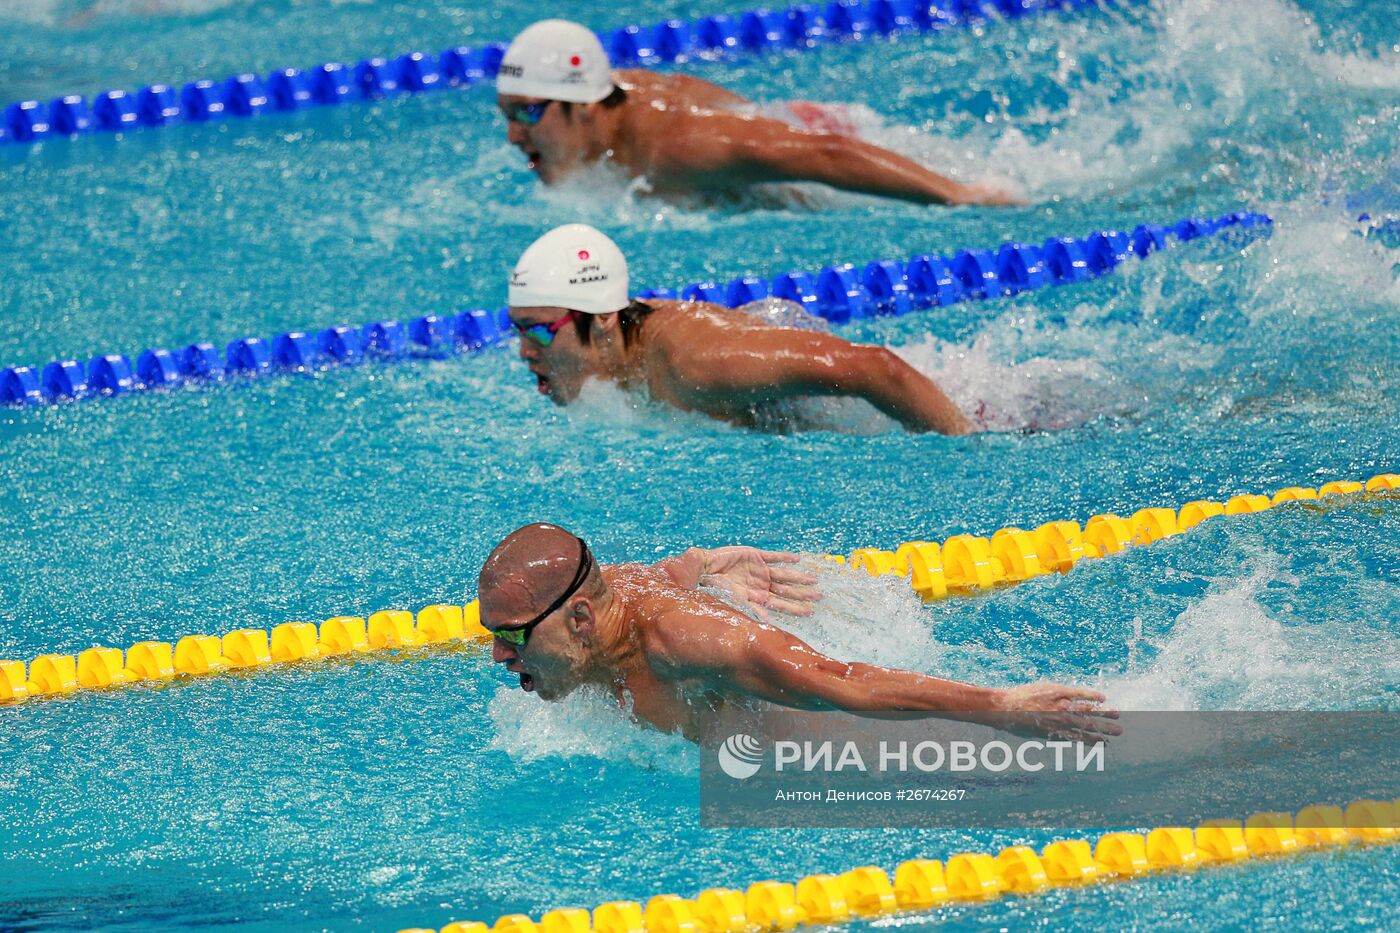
[657,547,821,617]
[673,327,974,434]
[650,113,1023,207]
[653,606,1120,741]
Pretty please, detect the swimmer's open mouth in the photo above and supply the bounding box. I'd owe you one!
[534,372,550,394]
[524,149,542,171]
[507,660,536,692]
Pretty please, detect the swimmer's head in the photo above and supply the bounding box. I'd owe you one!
[498,20,614,104]
[496,20,622,182]
[511,223,629,313]
[509,224,633,403]
[479,522,608,701]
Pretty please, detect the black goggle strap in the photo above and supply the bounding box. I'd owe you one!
[496,536,593,638]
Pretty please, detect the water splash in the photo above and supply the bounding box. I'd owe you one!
[487,682,697,771]
[894,326,1131,432]
[782,558,946,670]
[1102,553,1400,710]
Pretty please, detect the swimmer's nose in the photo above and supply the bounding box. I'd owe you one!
[491,639,517,663]
[518,339,537,361]
[506,121,528,146]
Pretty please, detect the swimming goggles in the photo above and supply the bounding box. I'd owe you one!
[502,100,554,126]
[513,309,582,348]
[490,536,594,648]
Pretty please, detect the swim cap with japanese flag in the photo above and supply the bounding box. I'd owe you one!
[497,20,615,104]
[510,224,630,314]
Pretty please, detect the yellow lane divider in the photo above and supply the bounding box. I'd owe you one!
[837,474,1400,601]
[393,798,1399,933]
[3,474,1396,708]
[0,602,492,705]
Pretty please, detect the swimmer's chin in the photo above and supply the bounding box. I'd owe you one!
[532,373,580,406]
[529,679,572,702]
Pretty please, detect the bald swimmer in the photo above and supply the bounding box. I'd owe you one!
[496,19,1019,207]
[480,523,1121,744]
[509,223,973,434]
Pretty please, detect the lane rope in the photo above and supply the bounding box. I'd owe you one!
[0,1,1133,149]
[3,472,1393,708]
[0,209,1269,409]
[392,795,1400,933]
[834,474,1399,599]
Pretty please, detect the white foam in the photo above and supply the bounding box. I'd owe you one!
[564,367,896,435]
[566,378,724,433]
[779,558,945,670]
[528,161,728,232]
[487,682,699,771]
[1159,0,1399,91]
[848,0,1400,198]
[892,323,1132,432]
[1237,201,1400,316]
[1101,553,1400,710]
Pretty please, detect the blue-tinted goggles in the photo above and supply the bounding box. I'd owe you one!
[502,100,554,126]
[513,309,582,348]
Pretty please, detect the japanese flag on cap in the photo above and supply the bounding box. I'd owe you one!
[497,20,615,104]
[510,224,630,314]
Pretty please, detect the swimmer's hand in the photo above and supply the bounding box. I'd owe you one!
[696,546,823,619]
[988,682,1121,744]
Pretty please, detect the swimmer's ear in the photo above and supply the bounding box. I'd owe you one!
[592,312,621,337]
[568,598,597,641]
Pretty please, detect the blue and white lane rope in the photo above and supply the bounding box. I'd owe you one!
[0,210,1269,408]
[0,0,1132,149]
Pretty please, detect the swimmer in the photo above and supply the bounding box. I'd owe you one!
[509,224,974,434]
[496,19,1020,207]
[480,523,1120,744]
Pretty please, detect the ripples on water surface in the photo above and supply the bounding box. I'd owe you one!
[1,0,1398,930]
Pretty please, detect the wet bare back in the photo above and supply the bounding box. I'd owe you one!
[606,71,1013,205]
[624,299,973,433]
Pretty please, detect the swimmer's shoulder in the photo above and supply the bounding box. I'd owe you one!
[645,299,758,335]
[639,300,757,378]
[606,562,696,612]
[638,584,760,678]
[607,562,715,653]
[614,69,751,111]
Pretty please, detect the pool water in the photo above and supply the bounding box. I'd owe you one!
[2,0,1398,930]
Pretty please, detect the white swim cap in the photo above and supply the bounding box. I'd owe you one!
[497,20,615,104]
[510,224,630,314]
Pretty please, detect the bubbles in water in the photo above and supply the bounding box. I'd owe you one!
[567,378,722,433]
[487,683,697,771]
[1102,552,1400,710]
[782,558,946,670]
[894,325,1129,432]
[3,0,247,28]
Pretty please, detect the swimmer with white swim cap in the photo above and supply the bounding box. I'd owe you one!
[479,522,1120,744]
[496,19,1019,206]
[508,223,973,434]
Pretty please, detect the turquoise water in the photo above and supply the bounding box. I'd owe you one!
[2,0,1399,930]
